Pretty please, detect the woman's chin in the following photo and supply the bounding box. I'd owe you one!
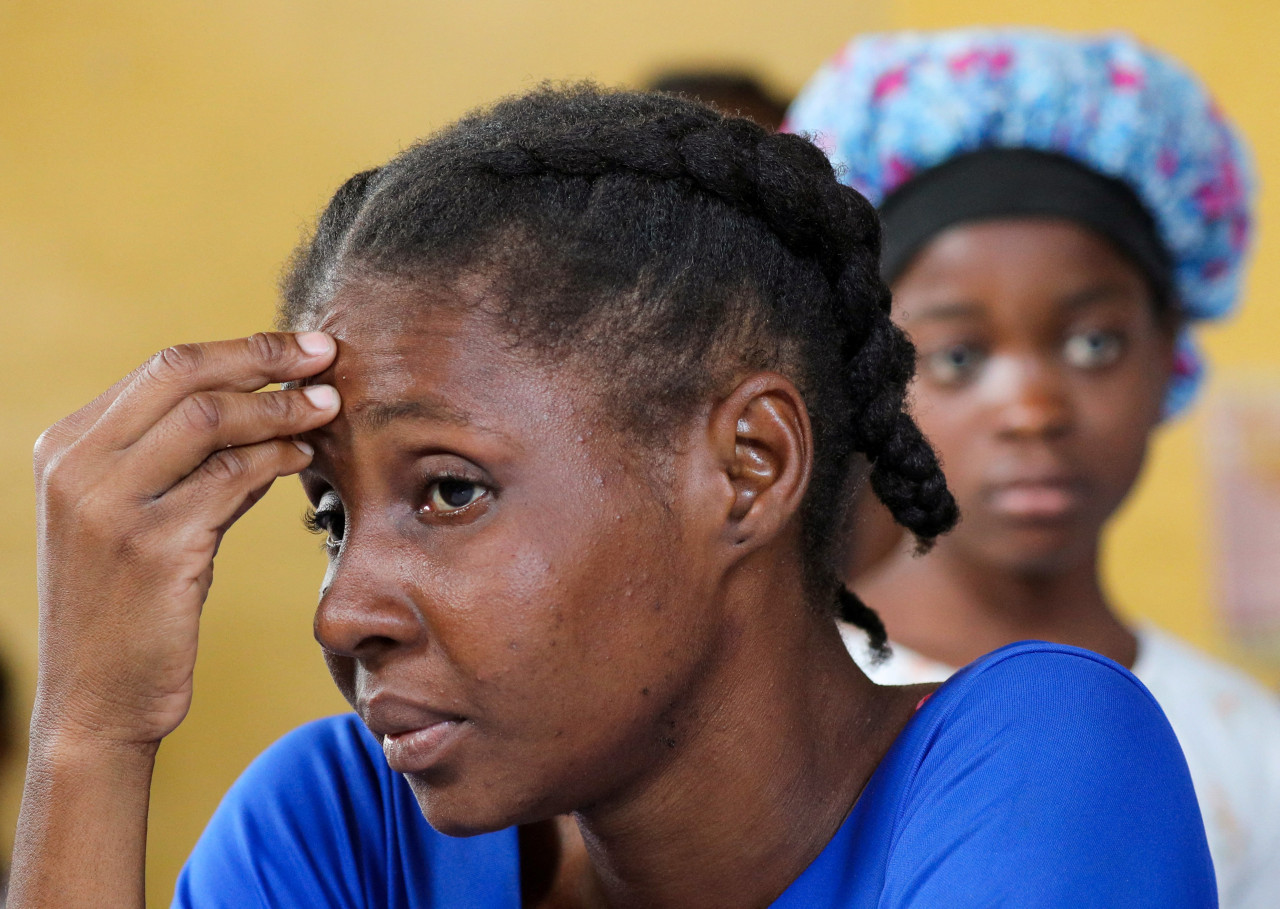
[413,797,518,838]
[406,773,555,838]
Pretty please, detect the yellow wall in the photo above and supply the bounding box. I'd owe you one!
[1,1,1276,901]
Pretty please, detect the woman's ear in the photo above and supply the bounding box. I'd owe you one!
[707,372,812,551]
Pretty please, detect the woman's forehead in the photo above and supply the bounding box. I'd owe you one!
[305,278,613,443]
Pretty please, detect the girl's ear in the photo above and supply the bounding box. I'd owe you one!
[705,372,812,551]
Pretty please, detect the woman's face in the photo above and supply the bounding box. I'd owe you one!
[296,276,731,835]
[892,219,1176,576]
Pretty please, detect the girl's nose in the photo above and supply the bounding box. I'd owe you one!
[988,355,1072,440]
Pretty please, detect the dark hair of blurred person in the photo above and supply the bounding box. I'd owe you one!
[648,69,788,130]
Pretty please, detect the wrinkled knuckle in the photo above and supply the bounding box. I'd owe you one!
[203,447,252,483]
[246,331,288,363]
[148,343,204,382]
[182,392,225,434]
[266,388,302,421]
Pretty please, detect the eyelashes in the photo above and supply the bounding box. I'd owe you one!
[303,491,346,550]
[301,474,492,550]
[302,507,333,536]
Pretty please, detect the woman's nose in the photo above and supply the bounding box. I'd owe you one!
[313,539,424,663]
[988,355,1072,439]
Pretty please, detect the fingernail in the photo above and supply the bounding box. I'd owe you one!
[293,440,314,456]
[303,384,339,409]
[296,332,334,356]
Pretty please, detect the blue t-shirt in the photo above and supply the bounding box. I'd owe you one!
[174,643,1216,907]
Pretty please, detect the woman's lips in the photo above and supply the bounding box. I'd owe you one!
[985,479,1084,520]
[381,719,465,773]
[361,692,468,773]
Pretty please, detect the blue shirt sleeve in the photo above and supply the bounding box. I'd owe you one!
[170,714,519,909]
[880,646,1217,907]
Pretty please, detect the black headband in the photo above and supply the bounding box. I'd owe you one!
[878,148,1173,303]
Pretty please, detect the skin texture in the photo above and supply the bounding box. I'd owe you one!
[853,219,1177,669]
[13,274,929,909]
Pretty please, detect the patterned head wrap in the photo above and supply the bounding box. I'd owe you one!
[784,28,1256,415]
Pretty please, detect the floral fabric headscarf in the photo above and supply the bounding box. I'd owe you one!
[784,28,1256,415]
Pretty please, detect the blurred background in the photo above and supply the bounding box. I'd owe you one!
[4,0,1280,901]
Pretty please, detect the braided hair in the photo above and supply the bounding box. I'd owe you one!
[280,84,958,657]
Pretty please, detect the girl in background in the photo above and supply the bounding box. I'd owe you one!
[787,28,1280,906]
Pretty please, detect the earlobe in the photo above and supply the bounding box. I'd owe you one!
[711,373,812,549]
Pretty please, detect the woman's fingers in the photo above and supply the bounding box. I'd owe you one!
[31,331,339,750]
[122,384,339,496]
[159,437,316,540]
[85,331,336,453]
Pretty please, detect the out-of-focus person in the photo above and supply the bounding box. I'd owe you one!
[787,28,1280,908]
[648,68,788,130]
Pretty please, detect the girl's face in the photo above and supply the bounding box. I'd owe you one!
[892,219,1176,576]
[296,276,731,835]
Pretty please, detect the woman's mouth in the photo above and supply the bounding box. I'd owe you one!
[361,694,468,773]
[380,719,466,773]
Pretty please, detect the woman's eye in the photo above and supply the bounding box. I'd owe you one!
[1063,329,1125,369]
[922,343,986,385]
[425,479,486,515]
[303,493,345,550]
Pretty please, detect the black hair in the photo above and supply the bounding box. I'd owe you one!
[279,84,958,656]
[880,148,1180,324]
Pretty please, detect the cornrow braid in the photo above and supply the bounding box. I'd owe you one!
[279,83,958,655]
[843,317,961,551]
[465,103,957,550]
[279,168,383,323]
[476,117,873,290]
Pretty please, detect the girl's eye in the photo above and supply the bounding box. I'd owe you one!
[922,343,987,386]
[303,492,345,551]
[1063,329,1125,369]
[425,479,486,515]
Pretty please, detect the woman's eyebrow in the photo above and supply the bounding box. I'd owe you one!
[349,396,482,431]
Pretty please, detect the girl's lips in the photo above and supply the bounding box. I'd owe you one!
[381,719,466,773]
[985,480,1083,520]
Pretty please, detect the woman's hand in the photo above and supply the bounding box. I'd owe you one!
[10,331,340,909]
[31,331,340,748]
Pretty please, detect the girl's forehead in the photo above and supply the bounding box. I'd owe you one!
[897,221,1150,297]
[921,219,1134,267]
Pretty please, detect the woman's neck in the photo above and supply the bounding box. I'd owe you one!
[526,567,926,909]
[854,538,1137,670]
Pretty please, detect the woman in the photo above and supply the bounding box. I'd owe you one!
[13,85,1213,907]
[786,29,1280,907]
